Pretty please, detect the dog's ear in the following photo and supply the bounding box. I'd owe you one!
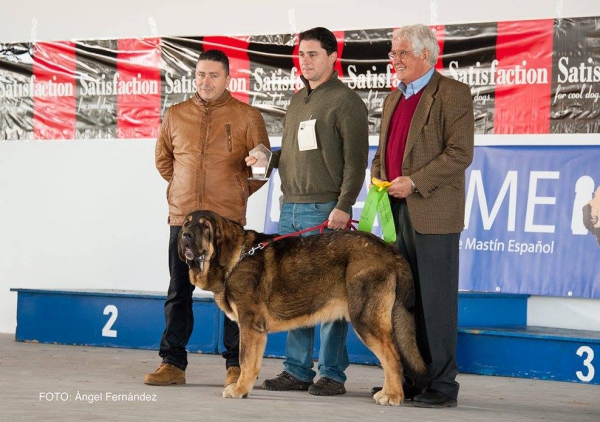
[215,216,237,267]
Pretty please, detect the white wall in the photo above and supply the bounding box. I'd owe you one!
[2,1,598,43]
[1,0,600,334]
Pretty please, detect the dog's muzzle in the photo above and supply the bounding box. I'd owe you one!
[184,246,205,271]
[181,231,205,271]
[184,247,195,261]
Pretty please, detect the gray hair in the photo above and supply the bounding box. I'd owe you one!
[392,25,439,66]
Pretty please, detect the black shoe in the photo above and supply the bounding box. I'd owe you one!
[308,377,346,396]
[262,371,313,391]
[370,386,382,396]
[370,383,422,400]
[412,390,457,408]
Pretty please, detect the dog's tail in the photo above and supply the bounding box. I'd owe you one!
[391,258,428,390]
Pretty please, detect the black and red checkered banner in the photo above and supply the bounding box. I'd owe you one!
[1,16,599,140]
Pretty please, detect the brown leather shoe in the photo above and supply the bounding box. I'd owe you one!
[225,366,241,387]
[143,363,185,386]
[262,371,313,391]
[308,377,346,396]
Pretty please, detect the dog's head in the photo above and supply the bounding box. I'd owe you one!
[178,210,239,274]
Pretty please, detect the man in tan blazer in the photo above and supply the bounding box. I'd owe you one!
[370,24,474,408]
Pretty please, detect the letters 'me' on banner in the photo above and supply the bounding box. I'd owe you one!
[460,145,600,299]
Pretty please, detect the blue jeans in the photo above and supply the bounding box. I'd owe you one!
[278,202,350,384]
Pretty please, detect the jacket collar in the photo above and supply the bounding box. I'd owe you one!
[300,70,339,97]
[403,70,442,155]
[192,90,232,108]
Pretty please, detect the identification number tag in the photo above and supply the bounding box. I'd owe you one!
[298,119,318,151]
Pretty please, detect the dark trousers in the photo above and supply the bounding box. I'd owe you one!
[391,200,460,400]
[159,226,239,371]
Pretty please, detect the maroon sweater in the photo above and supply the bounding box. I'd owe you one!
[385,89,424,181]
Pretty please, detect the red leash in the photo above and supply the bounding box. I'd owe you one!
[248,219,359,256]
[346,219,359,231]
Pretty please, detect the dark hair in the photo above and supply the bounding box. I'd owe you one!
[298,27,337,56]
[197,49,230,75]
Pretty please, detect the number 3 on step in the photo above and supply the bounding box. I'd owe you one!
[576,346,595,382]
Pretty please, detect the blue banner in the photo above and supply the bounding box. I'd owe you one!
[461,146,600,298]
[264,146,600,299]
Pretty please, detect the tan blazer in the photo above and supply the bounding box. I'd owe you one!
[371,71,474,234]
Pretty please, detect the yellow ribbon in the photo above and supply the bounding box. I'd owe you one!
[372,177,392,191]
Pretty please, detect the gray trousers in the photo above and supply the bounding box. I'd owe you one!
[391,200,460,400]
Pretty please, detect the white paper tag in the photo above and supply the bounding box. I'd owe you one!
[298,119,318,151]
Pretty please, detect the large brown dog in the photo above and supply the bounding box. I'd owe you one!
[179,210,426,405]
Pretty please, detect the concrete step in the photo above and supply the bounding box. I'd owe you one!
[458,326,600,384]
[14,288,598,385]
[11,289,220,352]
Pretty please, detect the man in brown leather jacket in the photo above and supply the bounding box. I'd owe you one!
[144,49,270,387]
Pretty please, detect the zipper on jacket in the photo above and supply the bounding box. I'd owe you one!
[201,106,209,155]
[226,124,232,152]
[235,175,245,207]
[199,105,210,209]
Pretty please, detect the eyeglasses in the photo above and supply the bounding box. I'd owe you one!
[388,50,413,60]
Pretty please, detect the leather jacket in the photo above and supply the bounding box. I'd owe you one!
[155,91,270,226]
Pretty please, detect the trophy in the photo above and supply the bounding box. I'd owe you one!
[248,144,272,181]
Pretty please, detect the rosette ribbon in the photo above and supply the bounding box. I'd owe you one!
[358,177,396,243]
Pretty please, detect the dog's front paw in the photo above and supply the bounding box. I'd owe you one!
[222,383,249,399]
[373,389,403,406]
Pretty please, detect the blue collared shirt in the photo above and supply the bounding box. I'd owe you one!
[398,67,434,99]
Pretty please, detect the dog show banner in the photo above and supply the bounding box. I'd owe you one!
[74,39,119,139]
[461,145,600,298]
[1,16,599,299]
[2,16,600,139]
[0,42,34,140]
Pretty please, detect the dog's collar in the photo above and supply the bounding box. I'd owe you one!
[237,242,266,263]
[229,243,262,276]
[230,241,270,279]
[235,245,255,266]
[237,247,248,263]
[224,246,251,284]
